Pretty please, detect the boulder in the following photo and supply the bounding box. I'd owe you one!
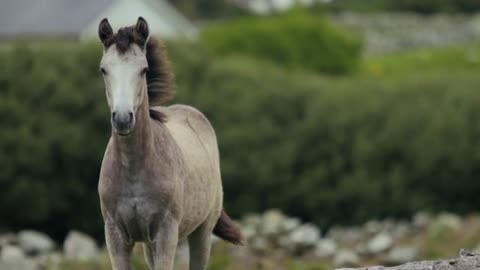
[63,231,99,261]
[334,249,360,268]
[384,246,418,265]
[412,212,432,230]
[328,226,363,246]
[0,245,24,260]
[17,230,54,255]
[261,210,286,236]
[284,223,320,254]
[366,232,393,254]
[314,238,338,258]
[428,213,462,237]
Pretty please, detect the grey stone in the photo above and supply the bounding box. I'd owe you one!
[63,231,99,261]
[334,249,360,268]
[0,245,24,260]
[18,230,54,255]
[261,210,286,236]
[364,220,383,236]
[429,213,462,236]
[282,217,301,232]
[328,226,363,246]
[284,223,320,254]
[314,238,337,258]
[413,212,432,229]
[384,246,418,265]
[366,232,393,254]
[391,221,412,239]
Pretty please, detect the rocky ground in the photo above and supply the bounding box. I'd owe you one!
[2,211,480,270]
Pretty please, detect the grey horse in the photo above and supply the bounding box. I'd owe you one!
[97,17,243,270]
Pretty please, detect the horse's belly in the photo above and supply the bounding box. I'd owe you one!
[179,176,221,237]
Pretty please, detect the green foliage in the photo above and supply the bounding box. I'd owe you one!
[0,42,107,238]
[3,40,480,240]
[200,11,362,75]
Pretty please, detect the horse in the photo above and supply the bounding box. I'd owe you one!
[97,17,243,270]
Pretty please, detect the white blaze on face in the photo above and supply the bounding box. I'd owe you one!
[100,44,148,114]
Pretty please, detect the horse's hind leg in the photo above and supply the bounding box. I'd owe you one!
[188,216,217,270]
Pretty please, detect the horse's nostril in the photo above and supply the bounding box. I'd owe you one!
[112,112,117,119]
[128,112,133,121]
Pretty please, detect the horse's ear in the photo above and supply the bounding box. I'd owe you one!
[98,18,113,46]
[135,17,149,47]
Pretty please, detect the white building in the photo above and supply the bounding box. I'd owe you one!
[0,0,198,40]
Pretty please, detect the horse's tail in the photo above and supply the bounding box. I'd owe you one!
[213,208,244,245]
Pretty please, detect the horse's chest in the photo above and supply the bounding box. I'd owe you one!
[108,184,168,242]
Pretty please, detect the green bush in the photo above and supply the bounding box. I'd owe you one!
[2,41,480,239]
[200,11,362,75]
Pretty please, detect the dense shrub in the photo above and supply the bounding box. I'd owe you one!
[2,41,480,239]
[200,11,362,75]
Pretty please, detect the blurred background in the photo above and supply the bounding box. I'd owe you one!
[3,0,480,269]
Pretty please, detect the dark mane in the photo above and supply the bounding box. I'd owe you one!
[106,27,176,122]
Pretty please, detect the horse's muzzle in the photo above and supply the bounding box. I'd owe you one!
[112,111,135,136]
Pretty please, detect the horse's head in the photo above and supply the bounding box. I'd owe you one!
[98,17,150,136]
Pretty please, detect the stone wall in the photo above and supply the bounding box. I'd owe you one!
[1,211,479,269]
[331,12,480,54]
[238,210,480,268]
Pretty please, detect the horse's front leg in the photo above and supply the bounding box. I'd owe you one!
[105,222,134,270]
[145,217,180,270]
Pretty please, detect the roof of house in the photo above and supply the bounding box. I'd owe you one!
[0,0,197,39]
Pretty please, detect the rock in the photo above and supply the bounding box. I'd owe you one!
[1,245,24,260]
[334,249,360,268]
[282,217,301,232]
[384,246,418,265]
[261,210,286,236]
[391,221,411,239]
[328,226,363,246]
[364,220,383,236]
[63,231,99,261]
[250,237,270,254]
[314,238,338,258]
[17,230,54,255]
[366,232,393,254]
[428,213,462,237]
[413,212,432,230]
[284,223,320,254]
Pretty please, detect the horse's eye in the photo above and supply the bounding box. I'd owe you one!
[141,67,149,76]
[100,67,107,75]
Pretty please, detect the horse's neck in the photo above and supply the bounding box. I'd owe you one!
[112,99,154,170]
